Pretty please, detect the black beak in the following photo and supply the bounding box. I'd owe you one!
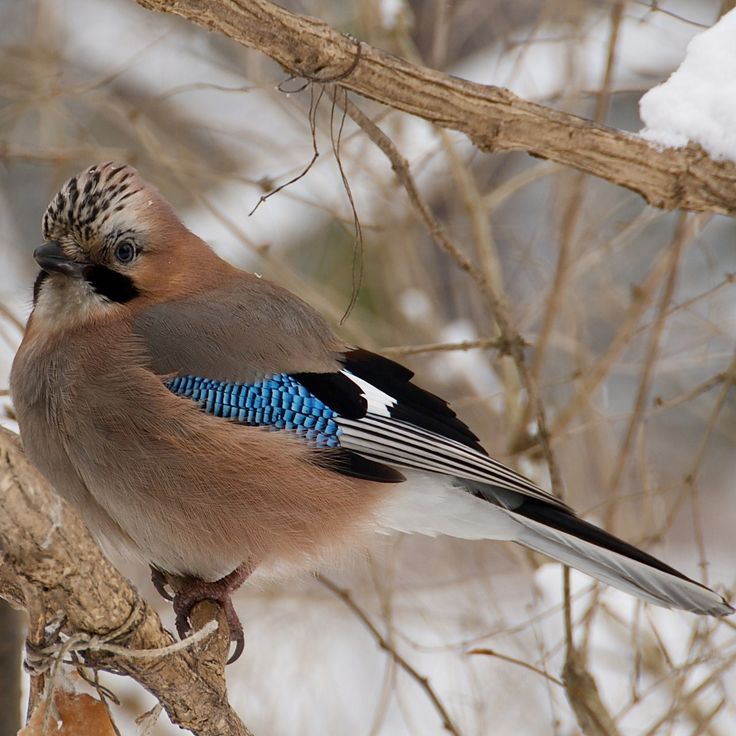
[33,241,88,277]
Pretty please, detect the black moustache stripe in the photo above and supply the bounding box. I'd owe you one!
[83,265,140,303]
[32,270,49,305]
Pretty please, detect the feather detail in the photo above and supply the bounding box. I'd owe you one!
[341,371,395,416]
[511,507,731,615]
[337,412,567,508]
[165,373,343,448]
[133,273,345,382]
[341,348,486,452]
[164,372,403,484]
[163,362,568,508]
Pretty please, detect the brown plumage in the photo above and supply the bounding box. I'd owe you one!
[11,162,732,662]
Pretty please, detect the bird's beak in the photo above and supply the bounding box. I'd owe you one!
[33,241,88,278]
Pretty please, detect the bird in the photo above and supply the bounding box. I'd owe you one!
[11,162,732,663]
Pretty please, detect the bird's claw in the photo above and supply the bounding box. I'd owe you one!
[170,566,251,664]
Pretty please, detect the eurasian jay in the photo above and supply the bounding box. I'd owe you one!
[10,162,732,662]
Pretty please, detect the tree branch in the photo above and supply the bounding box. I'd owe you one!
[0,428,252,736]
[134,0,736,215]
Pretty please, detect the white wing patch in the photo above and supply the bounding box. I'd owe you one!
[335,372,566,508]
[342,370,396,416]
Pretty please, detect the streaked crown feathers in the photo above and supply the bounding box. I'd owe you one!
[42,162,159,247]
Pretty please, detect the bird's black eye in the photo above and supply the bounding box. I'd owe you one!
[115,241,137,264]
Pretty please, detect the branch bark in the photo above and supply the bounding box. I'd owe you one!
[134,0,736,215]
[0,428,251,736]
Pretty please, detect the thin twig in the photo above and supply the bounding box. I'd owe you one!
[605,212,689,523]
[316,575,463,736]
[468,648,564,687]
[135,0,736,215]
[326,86,364,323]
[248,85,324,216]
[653,371,727,411]
[381,337,518,357]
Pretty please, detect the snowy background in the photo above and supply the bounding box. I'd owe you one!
[1,1,735,734]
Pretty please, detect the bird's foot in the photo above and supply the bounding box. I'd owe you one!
[171,563,253,664]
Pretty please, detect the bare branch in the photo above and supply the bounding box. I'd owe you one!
[381,337,517,357]
[316,575,462,736]
[563,648,623,736]
[134,0,736,215]
[0,428,252,736]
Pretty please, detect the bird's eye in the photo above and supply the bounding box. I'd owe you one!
[115,241,137,264]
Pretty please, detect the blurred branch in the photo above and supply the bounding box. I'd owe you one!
[0,428,252,736]
[0,599,23,735]
[316,574,462,736]
[135,0,736,215]
[382,337,517,357]
[468,648,563,688]
[605,212,689,522]
[563,649,623,736]
[549,245,674,441]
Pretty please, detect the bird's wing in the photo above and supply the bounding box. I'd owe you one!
[138,295,566,508]
[130,277,604,511]
[327,348,569,508]
[132,274,346,382]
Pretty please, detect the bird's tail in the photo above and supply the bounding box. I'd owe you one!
[384,475,732,616]
[506,496,732,616]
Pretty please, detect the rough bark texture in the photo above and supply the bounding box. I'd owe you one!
[0,428,252,736]
[134,0,736,215]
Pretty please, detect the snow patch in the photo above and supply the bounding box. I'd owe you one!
[639,9,736,161]
[399,287,432,323]
[379,0,406,30]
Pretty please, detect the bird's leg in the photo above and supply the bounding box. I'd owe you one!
[150,566,174,601]
[171,562,253,664]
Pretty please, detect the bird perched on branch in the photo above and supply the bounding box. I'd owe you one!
[11,162,732,662]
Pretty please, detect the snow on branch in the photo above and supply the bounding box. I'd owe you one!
[135,0,736,216]
[640,9,736,162]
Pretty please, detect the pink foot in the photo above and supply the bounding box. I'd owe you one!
[171,563,253,664]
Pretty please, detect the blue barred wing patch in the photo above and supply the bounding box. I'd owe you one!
[166,374,343,448]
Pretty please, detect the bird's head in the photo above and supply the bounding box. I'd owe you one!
[32,162,196,328]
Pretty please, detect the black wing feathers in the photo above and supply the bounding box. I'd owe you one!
[311,448,405,483]
[295,348,487,482]
[510,498,696,585]
[342,348,487,455]
[291,371,367,419]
